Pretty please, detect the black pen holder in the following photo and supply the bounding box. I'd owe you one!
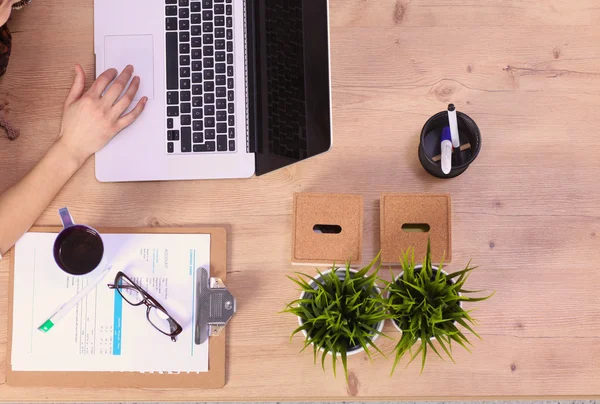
[418,110,482,178]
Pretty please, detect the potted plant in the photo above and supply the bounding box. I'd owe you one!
[385,241,493,373]
[285,254,393,380]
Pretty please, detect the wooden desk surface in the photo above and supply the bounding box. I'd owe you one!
[1,0,599,401]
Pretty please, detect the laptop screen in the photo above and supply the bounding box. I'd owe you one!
[250,0,332,176]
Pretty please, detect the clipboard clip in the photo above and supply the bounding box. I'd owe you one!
[194,267,236,345]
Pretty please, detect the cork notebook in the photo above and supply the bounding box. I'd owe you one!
[380,194,451,264]
[292,193,363,266]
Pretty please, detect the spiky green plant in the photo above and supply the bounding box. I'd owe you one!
[385,241,493,374]
[284,254,393,380]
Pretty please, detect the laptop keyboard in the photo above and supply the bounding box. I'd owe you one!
[165,0,236,154]
[265,0,308,160]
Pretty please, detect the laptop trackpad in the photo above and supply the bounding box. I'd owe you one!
[104,35,155,101]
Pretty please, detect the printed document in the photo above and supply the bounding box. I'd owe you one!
[11,232,210,372]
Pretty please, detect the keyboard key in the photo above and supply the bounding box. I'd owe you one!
[227,65,233,76]
[193,96,203,107]
[166,6,177,16]
[204,69,214,80]
[192,13,201,24]
[228,140,235,151]
[204,58,214,68]
[226,17,232,27]
[179,8,189,18]
[228,115,234,126]
[215,51,225,62]
[167,118,174,129]
[166,17,177,30]
[216,99,226,109]
[203,33,213,44]
[192,61,202,71]
[203,46,214,57]
[167,0,177,4]
[181,127,192,152]
[228,102,234,113]
[192,49,202,59]
[217,111,227,122]
[167,106,179,116]
[179,19,190,30]
[202,10,213,20]
[181,115,191,125]
[215,28,225,38]
[227,29,233,40]
[226,5,232,15]
[216,75,225,86]
[215,16,225,26]
[228,90,234,101]
[181,103,191,114]
[192,37,202,47]
[192,72,202,83]
[193,120,204,130]
[192,85,203,95]
[227,77,234,89]
[179,0,189,5]
[227,53,233,64]
[217,123,227,134]
[217,135,227,151]
[193,108,203,119]
[191,25,202,36]
[180,43,190,54]
[216,87,226,98]
[180,55,191,65]
[167,142,174,153]
[167,91,179,105]
[205,141,216,151]
[202,0,212,8]
[194,144,208,152]
[228,127,235,139]
[227,41,233,52]
[205,129,216,140]
[180,67,190,77]
[180,32,190,42]
[215,4,225,14]
[166,33,179,89]
[203,22,213,32]
[204,105,215,115]
[204,81,215,92]
[215,63,226,74]
[167,130,179,141]
[191,1,200,12]
[205,117,215,128]
[181,91,191,101]
[180,79,191,89]
[193,132,203,143]
[204,93,215,104]
[215,39,225,50]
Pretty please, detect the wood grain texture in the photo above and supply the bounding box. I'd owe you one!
[1,0,600,400]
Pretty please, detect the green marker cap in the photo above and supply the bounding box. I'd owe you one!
[38,319,55,332]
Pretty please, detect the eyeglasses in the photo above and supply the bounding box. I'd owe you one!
[107,271,183,342]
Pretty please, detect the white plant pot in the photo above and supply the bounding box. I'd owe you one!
[389,265,461,336]
[297,268,385,357]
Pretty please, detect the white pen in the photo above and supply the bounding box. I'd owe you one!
[441,126,453,175]
[38,264,112,333]
[447,104,461,148]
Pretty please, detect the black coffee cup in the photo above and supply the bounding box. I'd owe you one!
[53,208,104,276]
[418,108,482,178]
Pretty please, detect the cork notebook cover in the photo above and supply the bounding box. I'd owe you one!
[6,226,227,389]
[292,193,363,265]
[380,194,451,264]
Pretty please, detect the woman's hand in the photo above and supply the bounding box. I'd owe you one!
[57,64,148,166]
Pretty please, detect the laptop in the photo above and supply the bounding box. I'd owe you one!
[94,0,332,182]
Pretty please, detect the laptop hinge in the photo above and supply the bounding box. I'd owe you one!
[244,0,259,154]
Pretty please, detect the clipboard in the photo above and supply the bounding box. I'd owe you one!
[5,226,229,389]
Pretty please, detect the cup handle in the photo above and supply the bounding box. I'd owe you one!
[59,207,75,228]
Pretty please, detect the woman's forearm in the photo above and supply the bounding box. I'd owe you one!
[0,139,83,255]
